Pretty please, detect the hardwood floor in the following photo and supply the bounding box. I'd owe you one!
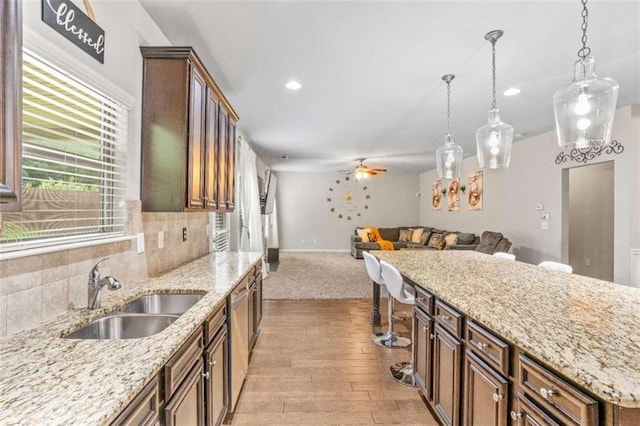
[230,299,439,425]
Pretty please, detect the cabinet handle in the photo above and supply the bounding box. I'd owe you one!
[510,411,522,421]
[209,360,217,367]
[492,393,504,402]
[439,314,450,321]
[539,387,556,399]
[430,334,435,340]
[423,326,428,332]
[477,342,489,350]
[202,371,210,379]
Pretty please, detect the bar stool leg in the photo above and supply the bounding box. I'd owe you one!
[372,296,411,348]
[389,307,417,387]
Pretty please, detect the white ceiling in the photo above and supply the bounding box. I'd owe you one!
[139,0,640,174]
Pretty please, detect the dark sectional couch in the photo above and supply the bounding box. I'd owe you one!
[350,226,511,259]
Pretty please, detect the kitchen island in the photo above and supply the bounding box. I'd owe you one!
[377,250,640,425]
[0,251,262,425]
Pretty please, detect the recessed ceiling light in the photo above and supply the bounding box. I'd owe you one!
[278,154,289,160]
[285,81,301,90]
[503,87,521,96]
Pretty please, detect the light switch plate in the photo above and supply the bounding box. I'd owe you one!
[158,231,164,249]
[535,204,544,211]
[541,221,549,230]
[136,233,145,253]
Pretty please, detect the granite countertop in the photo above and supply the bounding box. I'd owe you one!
[0,251,262,426]
[376,250,640,408]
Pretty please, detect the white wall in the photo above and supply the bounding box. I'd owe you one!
[419,105,639,286]
[23,0,171,199]
[277,172,419,251]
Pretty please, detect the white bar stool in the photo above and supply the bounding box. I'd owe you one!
[380,260,417,387]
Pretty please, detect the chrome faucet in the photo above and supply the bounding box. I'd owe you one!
[88,258,122,309]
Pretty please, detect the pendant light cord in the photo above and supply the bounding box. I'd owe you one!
[491,40,497,110]
[446,80,452,134]
[578,0,591,58]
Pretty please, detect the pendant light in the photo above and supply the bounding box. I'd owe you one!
[435,74,463,179]
[552,0,619,149]
[476,30,513,170]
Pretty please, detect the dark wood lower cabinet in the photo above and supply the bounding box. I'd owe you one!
[413,307,433,400]
[463,350,509,426]
[164,360,205,426]
[433,323,462,426]
[205,327,228,426]
[512,393,563,426]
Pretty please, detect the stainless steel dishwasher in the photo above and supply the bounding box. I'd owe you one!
[228,280,249,412]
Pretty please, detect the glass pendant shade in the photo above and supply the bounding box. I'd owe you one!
[436,134,463,179]
[476,108,514,169]
[553,57,619,148]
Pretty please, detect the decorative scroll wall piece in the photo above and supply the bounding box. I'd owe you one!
[555,139,624,164]
[467,171,483,211]
[327,175,370,220]
[432,180,442,210]
[448,178,460,212]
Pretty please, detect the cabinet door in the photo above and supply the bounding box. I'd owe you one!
[433,323,462,426]
[413,307,433,400]
[0,0,22,212]
[225,118,236,211]
[248,282,256,348]
[187,65,207,209]
[203,89,219,209]
[254,274,263,331]
[217,105,229,210]
[463,350,508,426]
[206,328,228,426]
[111,376,162,426]
[165,361,205,426]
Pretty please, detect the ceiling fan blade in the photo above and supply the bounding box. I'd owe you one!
[371,168,387,172]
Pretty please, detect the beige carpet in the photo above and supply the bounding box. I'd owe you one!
[263,251,376,299]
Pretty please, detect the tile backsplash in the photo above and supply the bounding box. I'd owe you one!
[0,201,212,337]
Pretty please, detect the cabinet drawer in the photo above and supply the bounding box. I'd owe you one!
[435,300,464,339]
[414,286,434,315]
[165,328,203,398]
[466,320,510,377]
[519,353,598,426]
[204,304,226,346]
[112,375,162,426]
[512,392,562,426]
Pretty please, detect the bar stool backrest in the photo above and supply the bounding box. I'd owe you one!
[363,251,384,285]
[538,261,573,273]
[380,260,415,305]
[493,252,516,260]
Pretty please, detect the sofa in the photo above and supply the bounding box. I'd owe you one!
[350,226,511,259]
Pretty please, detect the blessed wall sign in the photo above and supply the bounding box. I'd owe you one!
[42,0,105,64]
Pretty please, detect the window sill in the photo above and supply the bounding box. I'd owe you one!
[0,235,136,261]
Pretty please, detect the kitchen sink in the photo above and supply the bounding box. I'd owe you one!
[63,313,178,339]
[120,293,204,315]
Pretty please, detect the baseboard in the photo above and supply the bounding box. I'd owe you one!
[279,249,350,253]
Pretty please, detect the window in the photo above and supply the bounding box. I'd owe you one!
[0,50,128,252]
[213,213,229,252]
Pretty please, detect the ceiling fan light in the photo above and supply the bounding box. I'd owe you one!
[553,57,619,148]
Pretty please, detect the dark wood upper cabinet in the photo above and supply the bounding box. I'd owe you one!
[0,0,22,212]
[226,118,236,211]
[140,47,238,212]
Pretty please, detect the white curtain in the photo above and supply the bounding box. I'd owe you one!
[238,139,266,276]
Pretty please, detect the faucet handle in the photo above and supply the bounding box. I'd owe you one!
[89,257,111,282]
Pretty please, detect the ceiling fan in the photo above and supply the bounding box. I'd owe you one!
[342,158,387,179]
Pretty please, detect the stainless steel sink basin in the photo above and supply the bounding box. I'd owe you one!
[64,313,178,339]
[120,293,204,315]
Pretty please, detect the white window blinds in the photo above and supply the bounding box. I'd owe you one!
[0,50,128,252]
[213,213,229,252]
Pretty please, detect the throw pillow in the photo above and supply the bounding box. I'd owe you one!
[411,228,424,243]
[356,228,370,242]
[457,232,476,245]
[367,232,378,242]
[436,237,447,250]
[444,233,458,246]
[428,232,444,248]
[398,229,413,242]
[420,230,432,245]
